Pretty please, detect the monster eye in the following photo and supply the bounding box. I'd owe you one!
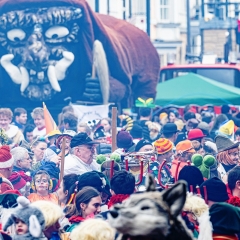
[45,26,69,39]
[7,29,26,42]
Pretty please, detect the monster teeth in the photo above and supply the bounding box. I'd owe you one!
[30,69,36,75]
[37,71,44,80]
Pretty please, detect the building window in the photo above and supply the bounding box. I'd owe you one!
[159,0,170,22]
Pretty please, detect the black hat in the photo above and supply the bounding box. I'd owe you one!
[94,126,106,140]
[130,124,143,139]
[162,123,179,134]
[178,166,204,193]
[210,202,240,235]
[200,177,229,202]
[77,171,111,196]
[70,132,99,148]
[215,135,239,153]
[135,139,152,152]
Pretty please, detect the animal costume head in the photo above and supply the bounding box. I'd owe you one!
[108,175,194,240]
[3,196,45,240]
[0,0,159,108]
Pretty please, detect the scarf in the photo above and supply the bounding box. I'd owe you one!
[107,194,130,209]
[68,215,85,224]
[228,196,240,207]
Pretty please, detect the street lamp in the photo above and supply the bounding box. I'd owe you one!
[95,0,99,13]
[146,0,150,36]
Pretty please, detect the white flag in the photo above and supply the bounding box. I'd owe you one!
[72,104,109,123]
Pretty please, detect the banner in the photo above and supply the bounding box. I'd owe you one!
[72,104,109,123]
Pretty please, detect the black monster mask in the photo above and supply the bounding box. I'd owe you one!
[0,7,81,101]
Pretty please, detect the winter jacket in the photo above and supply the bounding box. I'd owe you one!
[37,161,60,179]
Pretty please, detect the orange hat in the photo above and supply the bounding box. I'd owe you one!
[176,140,195,155]
[154,138,173,154]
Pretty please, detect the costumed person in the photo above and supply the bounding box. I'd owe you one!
[200,177,229,207]
[31,108,46,137]
[129,124,143,144]
[146,121,161,143]
[178,166,204,194]
[30,136,48,171]
[70,219,115,240]
[31,201,69,240]
[65,187,102,232]
[107,170,135,210]
[46,130,62,148]
[8,172,31,197]
[215,135,240,180]
[0,108,24,147]
[171,140,196,180]
[209,203,240,240]
[28,170,58,204]
[94,125,112,154]
[56,130,76,157]
[182,193,208,238]
[64,132,99,175]
[56,173,78,206]
[153,138,175,187]
[114,130,135,155]
[227,166,240,207]
[108,175,194,240]
[38,147,61,179]
[198,202,240,240]
[3,196,46,240]
[0,145,14,193]
[100,118,112,137]
[128,139,154,189]
[76,171,111,205]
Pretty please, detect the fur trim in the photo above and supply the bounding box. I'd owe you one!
[0,156,14,168]
[29,215,41,238]
[1,177,14,189]
[198,210,213,240]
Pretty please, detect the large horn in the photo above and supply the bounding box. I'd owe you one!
[0,54,23,84]
[47,65,61,92]
[55,51,74,81]
[92,40,109,105]
[20,66,30,92]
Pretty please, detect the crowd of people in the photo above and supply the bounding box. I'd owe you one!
[0,104,240,239]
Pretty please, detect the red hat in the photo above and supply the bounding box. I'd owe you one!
[188,128,206,140]
[0,145,14,168]
[8,172,27,190]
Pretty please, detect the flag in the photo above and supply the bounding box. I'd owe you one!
[43,102,61,136]
[71,104,109,123]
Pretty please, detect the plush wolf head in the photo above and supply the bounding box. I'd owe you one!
[108,175,193,240]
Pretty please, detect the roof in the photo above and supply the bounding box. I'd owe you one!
[160,64,240,71]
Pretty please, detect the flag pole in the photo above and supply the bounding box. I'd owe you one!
[111,107,117,152]
[59,137,66,183]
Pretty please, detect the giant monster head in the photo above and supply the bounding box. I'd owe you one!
[0,0,160,107]
[0,6,81,100]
